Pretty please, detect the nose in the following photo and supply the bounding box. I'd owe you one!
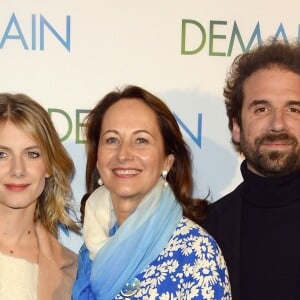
[117,141,134,161]
[10,156,26,178]
[269,109,286,132]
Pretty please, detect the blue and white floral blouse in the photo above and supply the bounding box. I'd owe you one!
[115,217,231,299]
[74,217,231,299]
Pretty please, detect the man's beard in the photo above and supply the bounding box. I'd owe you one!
[240,131,300,177]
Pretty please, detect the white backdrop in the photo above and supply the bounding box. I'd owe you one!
[0,1,299,252]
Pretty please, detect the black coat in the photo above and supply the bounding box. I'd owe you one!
[202,183,243,300]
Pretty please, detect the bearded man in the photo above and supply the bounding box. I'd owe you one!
[203,39,300,300]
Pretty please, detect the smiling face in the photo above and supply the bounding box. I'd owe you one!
[97,98,174,207]
[232,67,300,177]
[0,121,49,214]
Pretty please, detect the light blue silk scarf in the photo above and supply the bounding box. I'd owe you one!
[90,179,183,299]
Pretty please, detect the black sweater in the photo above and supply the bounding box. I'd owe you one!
[240,162,300,300]
[202,161,300,300]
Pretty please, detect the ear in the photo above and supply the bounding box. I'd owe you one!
[164,154,175,171]
[232,118,241,144]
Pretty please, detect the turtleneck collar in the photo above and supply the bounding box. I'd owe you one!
[241,160,300,207]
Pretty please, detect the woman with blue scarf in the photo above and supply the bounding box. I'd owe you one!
[72,86,231,299]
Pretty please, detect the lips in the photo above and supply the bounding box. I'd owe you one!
[112,168,141,177]
[262,140,292,146]
[4,184,30,192]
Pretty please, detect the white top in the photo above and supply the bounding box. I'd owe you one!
[0,252,39,300]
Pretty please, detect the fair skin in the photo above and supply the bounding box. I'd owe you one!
[97,98,174,225]
[232,66,300,177]
[0,121,49,262]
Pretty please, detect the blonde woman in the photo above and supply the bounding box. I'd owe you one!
[0,93,79,299]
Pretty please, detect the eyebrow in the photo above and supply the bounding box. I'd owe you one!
[102,129,118,135]
[0,145,40,150]
[133,129,153,136]
[248,99,300,109]
[102,129,153,136]
[286,100,300,106]
[248,99,269,109]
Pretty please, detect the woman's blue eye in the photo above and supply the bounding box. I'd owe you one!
[0,151,7,158]
[27,151,40,158]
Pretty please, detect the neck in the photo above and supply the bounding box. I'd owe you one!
[0,208,35,239]
[111,196,140,226]
[0,208,38,262]
[111,195,140,225]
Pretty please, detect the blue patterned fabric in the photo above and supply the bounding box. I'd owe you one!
[90,181,183,299]
[73,217,231,299]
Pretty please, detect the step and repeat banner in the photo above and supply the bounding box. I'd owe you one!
[0,1,299,252]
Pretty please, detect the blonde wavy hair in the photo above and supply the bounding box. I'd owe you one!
[0,93,79,236]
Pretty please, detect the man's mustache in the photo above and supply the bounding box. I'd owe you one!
[256,132,298,145]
